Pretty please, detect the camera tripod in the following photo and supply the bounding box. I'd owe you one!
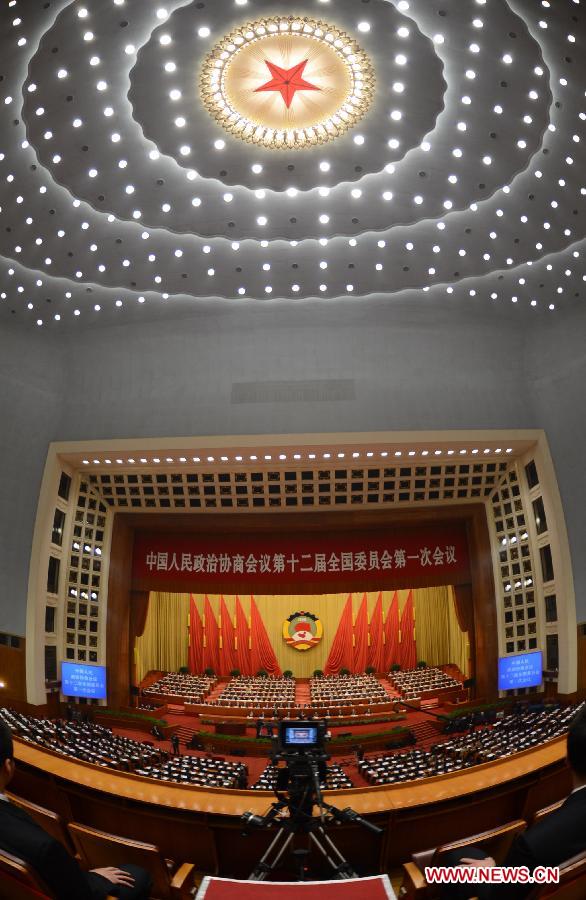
[244,759,382,881]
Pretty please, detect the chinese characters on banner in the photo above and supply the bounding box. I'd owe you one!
[132,527,470,587]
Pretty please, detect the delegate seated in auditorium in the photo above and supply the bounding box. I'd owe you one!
[0,721,151,900]
[441,705,586,899]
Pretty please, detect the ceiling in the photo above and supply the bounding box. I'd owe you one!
[0,0,584,330]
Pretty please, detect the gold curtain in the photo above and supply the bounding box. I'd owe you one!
[413,586,469,677]
[135,592,189,682]
[135,588,469,680]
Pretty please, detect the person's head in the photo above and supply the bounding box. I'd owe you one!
[567,706,586,785]
[0,721,15,790]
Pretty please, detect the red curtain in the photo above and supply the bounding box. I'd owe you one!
[219,595,236,675]
[368,592,385,672]
[399,590,418,671]
[353,593,368,673]
[384,591,400,670]
[235,595,252,676]
[454,584,474,634]
[250,596,282,676]
[203,594,221,674]
[188,594,204,674]
[131,592,150,640]
[324,594,354,675]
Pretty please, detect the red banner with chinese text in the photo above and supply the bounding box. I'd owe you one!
[132,525,470,590]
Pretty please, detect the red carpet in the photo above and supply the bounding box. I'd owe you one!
[197,875,396,900]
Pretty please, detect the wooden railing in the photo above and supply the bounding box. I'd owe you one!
[11,735,572,877]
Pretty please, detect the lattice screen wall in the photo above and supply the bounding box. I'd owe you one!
[63,479,109,665]
[490,464,539,659]
[84,458,510,512]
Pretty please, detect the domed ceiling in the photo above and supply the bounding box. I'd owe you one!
[0,0,584,328]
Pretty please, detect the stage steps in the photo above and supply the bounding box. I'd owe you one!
[379,677,401,699]
[409,719,444,747]
[206,681,227,702]
[295,681,311,705]
[173,724,201,745]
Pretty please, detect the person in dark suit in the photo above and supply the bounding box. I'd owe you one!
[0,721,151,900]
[441,704,586,899]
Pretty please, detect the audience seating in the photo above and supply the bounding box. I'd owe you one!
[526,851,586,899]
[0,849,60,900]
[400,818,527,899]
[135,754,247,788]
[68,822,198,900]
[0,848,117,900]
[390,667,460,700]
[143,673,216,704]
[310,674,389,708]
[251,762,353,791]
[5,792,75,855]
[531,799,565,825]
[209,676,295,710]
[360,704,581,786]
[0,708,246,789]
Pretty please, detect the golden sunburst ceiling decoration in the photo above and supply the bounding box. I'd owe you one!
[200,17,375,150]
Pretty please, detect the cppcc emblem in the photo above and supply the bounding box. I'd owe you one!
[283,611,323,652]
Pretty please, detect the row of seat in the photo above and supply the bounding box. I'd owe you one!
[250,762,354,792]
[0,789,203,900]
[309,674,390,706]
[361,703,582,785]
[143,673,216,702]
[215,676,296,707]
[390,666,461,699]
[134,755,248,788]
[2,790,584,899]
[400,806,586,900]
[0,707,246,788]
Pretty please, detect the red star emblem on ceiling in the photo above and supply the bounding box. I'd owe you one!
[254,59,321,108]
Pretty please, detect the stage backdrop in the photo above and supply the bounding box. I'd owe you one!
[135,588,469,681]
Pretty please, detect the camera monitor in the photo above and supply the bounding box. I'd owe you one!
[278,719,324,751]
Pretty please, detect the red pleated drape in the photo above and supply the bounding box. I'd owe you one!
[399,590,418,671]
[453,584,474,634]
[235,595,252,676]
[353,593,368,673]
[250,596,282,676]
[324,594,354,675]
[218,595,236,675]
[367,591,385,672]
[188,594,204,674]
[203,594,221,674]
[384,591,400,670]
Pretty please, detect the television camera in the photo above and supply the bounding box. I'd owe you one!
[241,719,383,881]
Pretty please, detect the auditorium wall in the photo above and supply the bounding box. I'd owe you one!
[525,308,586,626]
[55,305,535,440]
[2,302,585,642]
[0,325,63,635]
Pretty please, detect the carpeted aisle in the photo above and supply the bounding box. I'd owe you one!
[196,875,397,900]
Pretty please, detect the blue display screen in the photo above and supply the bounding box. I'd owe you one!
[61,662,107,699]
[498,651,543,691]
[284,726,318,746]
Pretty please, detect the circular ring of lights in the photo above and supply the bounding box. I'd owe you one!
[199,17,375,151]
[0,0,584,325]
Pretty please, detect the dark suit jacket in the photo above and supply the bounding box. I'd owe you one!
[443,787,586,899]
[0,798,110,900]
[498,787,586,897]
